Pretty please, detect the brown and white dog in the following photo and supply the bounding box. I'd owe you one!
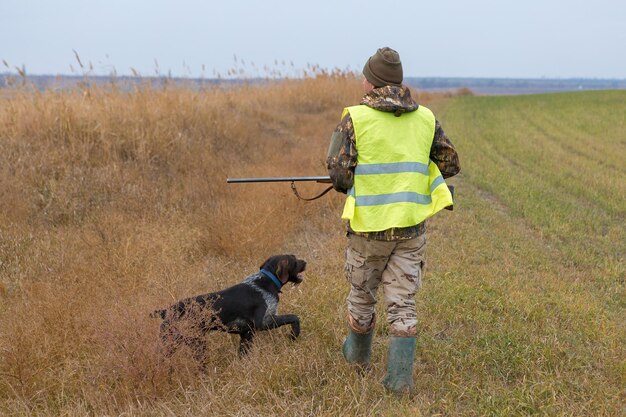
[152,254,306,360]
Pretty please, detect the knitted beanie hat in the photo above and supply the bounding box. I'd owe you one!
[362,47,403,87]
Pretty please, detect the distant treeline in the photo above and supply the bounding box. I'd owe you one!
[2,73,626,95]
[0,73,243,91]
[405,77,626,95]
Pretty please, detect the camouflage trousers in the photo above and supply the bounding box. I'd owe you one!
[344,233,426,337]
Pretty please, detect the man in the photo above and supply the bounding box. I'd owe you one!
[326,47,460,395]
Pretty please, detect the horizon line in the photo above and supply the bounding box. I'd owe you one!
[2,72,626,82]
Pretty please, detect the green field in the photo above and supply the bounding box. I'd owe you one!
[420,90,625,415]
[0,84,624,416]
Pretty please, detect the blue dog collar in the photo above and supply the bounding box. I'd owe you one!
[260,269,283,289]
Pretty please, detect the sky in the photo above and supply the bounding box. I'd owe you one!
[1,0,625,79]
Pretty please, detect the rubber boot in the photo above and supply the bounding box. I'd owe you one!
[342,316,374,371]
[383,336,417,395]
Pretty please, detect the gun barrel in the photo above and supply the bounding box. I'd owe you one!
[227,176,331,184]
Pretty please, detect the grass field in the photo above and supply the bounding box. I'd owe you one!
[0,78,624,416]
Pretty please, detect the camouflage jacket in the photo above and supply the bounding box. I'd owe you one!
[326,85,460,241]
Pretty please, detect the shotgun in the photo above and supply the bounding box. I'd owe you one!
[226,176,454,209]
[227,176,331,184]
[226,176,333,201]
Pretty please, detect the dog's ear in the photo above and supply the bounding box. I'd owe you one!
[275,258,290,283]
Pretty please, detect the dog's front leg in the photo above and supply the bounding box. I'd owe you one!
[239,331,255,356]
[263,314,300,340]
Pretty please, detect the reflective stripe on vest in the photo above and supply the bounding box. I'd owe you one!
[341,104,453,232]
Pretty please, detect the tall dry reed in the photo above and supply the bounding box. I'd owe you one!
[0,74,348,413]
[0,73,460,415]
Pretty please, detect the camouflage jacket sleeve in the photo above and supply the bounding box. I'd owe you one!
[326,112,357,194]
[430,120,461,178]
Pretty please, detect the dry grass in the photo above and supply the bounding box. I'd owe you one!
[0,74,416,416]
[0,76,622,416]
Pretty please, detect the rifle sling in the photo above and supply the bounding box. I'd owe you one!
[290,182,334,201]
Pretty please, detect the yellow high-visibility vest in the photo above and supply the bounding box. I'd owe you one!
[341,104,453,232]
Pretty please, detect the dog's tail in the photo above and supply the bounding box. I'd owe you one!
[150,309,167,320]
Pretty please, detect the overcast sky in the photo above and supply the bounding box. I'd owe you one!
[1,0,625,79]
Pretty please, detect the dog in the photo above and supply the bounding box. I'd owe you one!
[152,254,306,360]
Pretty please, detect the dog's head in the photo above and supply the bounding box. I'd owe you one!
[261,254,306,286]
